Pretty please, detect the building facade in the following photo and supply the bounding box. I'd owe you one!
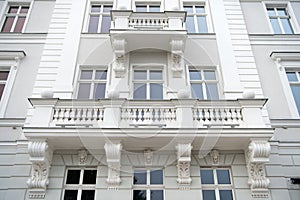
[0,0,299,199]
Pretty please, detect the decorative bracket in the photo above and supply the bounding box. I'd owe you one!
[78,149,88,165]
[112,38,127,77]
[144,149,153,166]
[113,56,126,78]
[245,141,271,198]
[170,39,184,77]
[176,143,192,188]
[27,141,53,199]
[104,141,122,189]
[210,150,219,165]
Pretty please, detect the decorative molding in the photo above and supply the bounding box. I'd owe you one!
[210,150,219,165]
[170,39,185,77]
[112,38,127,58]
[78,149,88,165]
[144,149,153,166]
[113,56,126,78]
[245,141,271,198]
[27,141,53,199]
[104,141,122,189]
[176,143,192,188]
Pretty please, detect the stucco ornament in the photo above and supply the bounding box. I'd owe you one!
[170,39,184,77]
[113,56,126,78]
[27,141,53,199]
[78,149,88,165]
[245,141,271,198]
[210,149,219,165]
[176,143,192,188]
[144,149,153,166]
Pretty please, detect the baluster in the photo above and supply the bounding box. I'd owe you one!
[86,108,92,121]
[53,108,59,121]
[99,108,104,121]
[225,108,230,122]
[92,108,98,121]
[77,108,82,121]
[144,108,151,123]
[215,108,221,123]
[69,108,75,122]
[231,108,238,123]
[219,108,226,122]
[165,108,171,121]
[63,108,71,122]
[203,108,209,122]
[58,108,65,122]
[237,108,242,121]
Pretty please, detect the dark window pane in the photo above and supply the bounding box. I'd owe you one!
[291,85,300,115]
[91,6,101,12]
[80,70,93,80]
[151,190,164,200]
[149,6,160,12]
[88,16,99,33]
[133,190,146,200]
[8,6,18,13]
[219,190,233,200]
[202,190,216,200]
[78,83,91,99]
[267,8,275,16]
[134,170,147,184]
[0,71,9,80]
[136,6,147,12]
[286,72,298,82]
[277,8,287,16]
[14,17,26,32]
[281,18,293,34]
[217,169,231,184]
[186,16,195,33]
[64,190,78,200]
[196,6,205,13]
[134,83,146,99]
[206,83,219,100]
[197,16,208,33]
[204,70,216,80]
[150,70,162,80]
[94,83,106,99]
[200,169,214,184]
[270,18,281,34]
[183,6,193,13]
[81,190,95,200]
[20,7,29,13]
[2,17,15,32]
[150,170,163,184]
[66,170,81,184]
[134,71,147,80]
[191,83,203,99]
[0,84,5,100]
[150,83,163,100]
[189,70,202,80]
[103,5,112,13]
[101,16,111,33]
[95,70,107,80]
[83,170,97,184]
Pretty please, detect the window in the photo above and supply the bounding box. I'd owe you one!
[133,169,164,200]
[135,3,161,12]
[0,70,10,100]
[133,69,163,100]
[1,5,30,33]
[201,168,234,200]
[77,68,107,99]
[184,5,208,33]
[87,4,112,33]
[286,71,300,115]
[267,6,294,34]
[63,168,97,200]
[189,68,219,100]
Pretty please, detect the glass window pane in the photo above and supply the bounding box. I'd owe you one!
[219,190,233,200]
[281,18,293,34]
[217,169,231,184]
[136,6,147,12]
[94,83,106,99]
[204,70,216,80]
[150,71,162,80]
[133,190,146,200]
[81,190,95,200]
[277,8,287,16]
[150,83,163,100]
[267,8,275,16]
[103,5,112,13]
[20,7,29,14]
[197,16,208,33]
[133,170,147,184]
[151,190,164,200]
[88,16,99,33]
[196,6,205,13]
[0,71,9,80]
[200,169,214,184]
[286,72,297,82]
[191,83,203,99]
[80,70,93,80]
[270,19,282,34]
[186,16,195,33]
[134,83,146,99]
[291,85,300,115]
[149,6,160,12]
[66,170,81,184]
[100,16,111,33]
[206,83,219,100]
[202,190,216,200]
[78,83,91,99]
[95,70,107,80]
[91,6,101,12]
[82,170,97,184]
[64,190,78,200]
[0,84,5,100]
[183,6,193,13]
[1,17,14,32]
[134,71,147,80]
[150,170,163,184]
[14,17,26,32]
[189,70,202,80]
[8,7,18,13]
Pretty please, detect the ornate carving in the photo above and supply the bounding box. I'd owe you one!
[104,142,122,189]
[78,149,88,165]
[170,39,184,53]
[170,39,184,77]
[144,150,153,166]
[176,143,192,187]
[27,141,53,199]
[112,38,126,58]
[245,141,270,198]
[210,150,219,165]
[113,56,126,77]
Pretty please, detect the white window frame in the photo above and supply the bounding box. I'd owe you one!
[76,66,108,99]
[0,51,25,117]
[132,168,164,200]
[131,65,165,100]
[200,167,235,200]
[62,167,97,200]
[134,1,161,12]
[187,66,220,100]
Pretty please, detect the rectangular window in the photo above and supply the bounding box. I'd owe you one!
[77,68,107,99]
[1,5,30,33]
[267,6,294,34]
[133,68,163,100]
[133,169,164,200]
[201,168,234,200]
[87,4,112,33]
[135,3,161,12]
[0,70,10,100]
[189,68,219,100]
[63,168,97,200]
[286,71,300,115]
[184,5,208,33]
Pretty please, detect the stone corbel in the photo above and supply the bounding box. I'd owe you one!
[210,150,219,165]
[113,55,126,78]
[245,141,271,198]
[176,143,193,188]
[78,149,88,165]
[112,38,127,77]
[27,141,53,199]
[170,39,184,77]
[144,149,153,166]
[104,141,122,189]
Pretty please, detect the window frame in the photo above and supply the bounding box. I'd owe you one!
[200,167,235,200]
[134,1,161,12]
